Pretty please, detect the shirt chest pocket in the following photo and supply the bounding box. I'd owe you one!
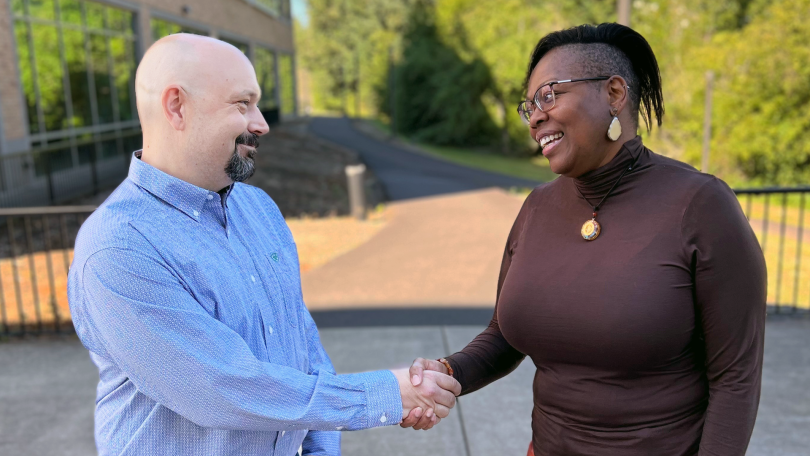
[262,243,303,329]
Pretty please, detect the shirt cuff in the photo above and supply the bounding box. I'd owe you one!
[356,370,403,428]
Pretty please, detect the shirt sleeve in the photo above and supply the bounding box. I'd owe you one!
[300,303,341,455]
[445,192,533,395]
[75,246,403,433]
[681,178,767,456]
[301,431,340,456]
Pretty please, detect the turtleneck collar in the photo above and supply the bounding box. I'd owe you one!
[572,135,648,200]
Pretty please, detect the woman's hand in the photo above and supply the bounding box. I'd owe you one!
[399,358,454,430]
[409,358,450,386]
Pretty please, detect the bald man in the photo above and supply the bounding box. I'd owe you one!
[67,35,459,456]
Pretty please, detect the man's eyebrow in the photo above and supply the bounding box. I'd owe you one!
[234,89,260,99]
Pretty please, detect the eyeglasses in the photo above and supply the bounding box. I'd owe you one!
[517,77,610,125]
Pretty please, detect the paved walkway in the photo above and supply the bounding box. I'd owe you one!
[2,318,809,456]
[303,116,532,310]
[302,188,521,309]
[308,117,539,201]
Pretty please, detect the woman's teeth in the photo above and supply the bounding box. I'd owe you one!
[540,132,564,149]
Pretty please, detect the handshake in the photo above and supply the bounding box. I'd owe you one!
[392,358,461,431]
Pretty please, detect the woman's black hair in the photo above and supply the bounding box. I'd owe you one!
[525,23,664,131]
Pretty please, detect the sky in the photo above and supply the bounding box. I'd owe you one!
[292,0,309,26]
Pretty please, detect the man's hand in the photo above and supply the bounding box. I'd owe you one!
[392,366,460,431]
[397,358,457,430]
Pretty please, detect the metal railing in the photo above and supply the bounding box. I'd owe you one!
[0,206,96,337]
[0,128,140,208]
[1,187,808,337]
[735,187,810,315]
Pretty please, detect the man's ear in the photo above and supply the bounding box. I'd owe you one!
[162,85,188,131]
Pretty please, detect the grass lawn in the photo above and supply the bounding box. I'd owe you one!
[365,119,557,184]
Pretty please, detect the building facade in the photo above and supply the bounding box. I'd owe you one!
[0,0,295,207]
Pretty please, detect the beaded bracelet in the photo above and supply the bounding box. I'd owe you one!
[437,358,454,376]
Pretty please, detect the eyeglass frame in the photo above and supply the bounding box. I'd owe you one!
[517,77,611,125]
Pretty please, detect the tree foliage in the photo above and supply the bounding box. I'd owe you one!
[298,0,810,185]
[379,0,497,146]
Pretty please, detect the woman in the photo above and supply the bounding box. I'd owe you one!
[401,23,766,455]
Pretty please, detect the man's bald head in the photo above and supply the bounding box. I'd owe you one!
[136,34,253,126]
[135,33,269,192]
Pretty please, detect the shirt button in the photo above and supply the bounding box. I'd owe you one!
[281,431,286,437]
[336,426,344,430]
[193,210,199,217]
[268,326,273,334]
[250,275,256,283]
[379,414,387,423]
[207,194,214,200]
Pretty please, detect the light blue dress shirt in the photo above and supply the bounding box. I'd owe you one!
[68,152,403,456]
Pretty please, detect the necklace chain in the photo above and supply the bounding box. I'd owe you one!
[575,152,641,217]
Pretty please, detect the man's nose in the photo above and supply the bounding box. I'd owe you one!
[248,106,270,136]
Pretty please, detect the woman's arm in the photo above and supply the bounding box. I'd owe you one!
[402,191,537,431]
[444,238,527,396]
[443,191,538,395]
[682,178,767,456]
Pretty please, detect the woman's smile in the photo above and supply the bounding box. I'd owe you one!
[540,133,564,156]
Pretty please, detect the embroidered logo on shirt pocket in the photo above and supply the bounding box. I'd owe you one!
[265,245,302,328]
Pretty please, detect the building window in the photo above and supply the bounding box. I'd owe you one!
[253,47,277,111]
[244,0,290,19]
[12,0,139,137]
[278,53,295,116]
[151,18,206,41]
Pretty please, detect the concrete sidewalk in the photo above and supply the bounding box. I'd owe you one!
[2,318,809,455]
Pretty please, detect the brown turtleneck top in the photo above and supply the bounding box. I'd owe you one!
[446,137,766,456]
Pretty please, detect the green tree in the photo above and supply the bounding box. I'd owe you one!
[297,0,810,185]
[298,0,415,115]
[380,0,497,146]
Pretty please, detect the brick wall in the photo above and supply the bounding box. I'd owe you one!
[145,0,294,52]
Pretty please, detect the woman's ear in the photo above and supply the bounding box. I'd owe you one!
[606,76,629,114]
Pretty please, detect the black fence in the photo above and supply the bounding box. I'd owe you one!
[0,206,95,337]
[735,187,810,315]
[0,187,808,337]
[0,128,141,208]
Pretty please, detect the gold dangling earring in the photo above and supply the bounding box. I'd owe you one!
[607,108,622,141]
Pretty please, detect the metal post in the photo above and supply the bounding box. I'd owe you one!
[91,144,99,195]
[701,71,714,173]
[345,164,367,220]
[389,46,397,139]
[44,153,55,205]
[355,49,361,118]
[617,0,631,27]
[340,64,347,117]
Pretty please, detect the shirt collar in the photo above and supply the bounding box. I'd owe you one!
[128,151,231,222]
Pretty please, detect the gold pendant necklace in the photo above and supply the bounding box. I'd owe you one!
[581,213,601,241]
[575,152,640,241]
